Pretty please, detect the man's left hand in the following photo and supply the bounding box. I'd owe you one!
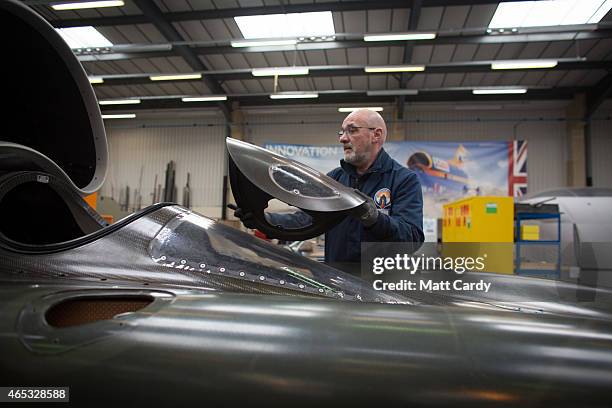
[352,190,378,228]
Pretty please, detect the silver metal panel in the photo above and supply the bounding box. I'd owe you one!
[367,9,392,33]
[367,46,387,65]
[473,43,500,60]
[391,8,410,32]
[417,6,443,30]
[579,70,606,86]
[439,5,471,30]
[202,18,234,40]
[591,117,612,188]
[430,44,455,63]
[464,4,498,28]
[586,38,612,60]
[326,48,348,65]
[517,41,549,59]
[173,20,210,41]
[343,10,366,32]
[412,45,433,64]
[453,44,478,61]
[495,43,524,59]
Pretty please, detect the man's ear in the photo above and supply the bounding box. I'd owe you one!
[372,128,383,143]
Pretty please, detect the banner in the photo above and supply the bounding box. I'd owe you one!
[264,141,527,218]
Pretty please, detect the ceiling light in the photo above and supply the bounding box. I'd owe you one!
[364,65,425,73]
[231,39,298,48]
[182,96,228,102]
[338,107,384,112]
[269,92,319,99]
[235,11,335,39]
[149,74,202,81]
[89,77,104,84]
[101,113,136,119]
[99,99,141,105]
[366,89,419,96]
[55,26,113,49]
[363,32,436,42]
[472,88,528,95]
[491,59,557,69]
[51,1,125,10]
[488,0,612,29]
[252,67,309,76]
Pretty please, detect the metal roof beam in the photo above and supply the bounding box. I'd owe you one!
[47,0,526,28]
[131,0,231,120]
[97,87,585,112]
[91,60,612,86]
[398,0,422,119]
[75,30,612,63]
[586,72,612,119]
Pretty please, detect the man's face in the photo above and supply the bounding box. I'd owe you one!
[339,113,375,166]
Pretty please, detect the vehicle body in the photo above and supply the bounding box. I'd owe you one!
[1,1,612,406]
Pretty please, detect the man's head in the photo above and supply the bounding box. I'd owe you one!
[339,109,387,171]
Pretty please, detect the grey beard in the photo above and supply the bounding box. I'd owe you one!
[344,149,371,166]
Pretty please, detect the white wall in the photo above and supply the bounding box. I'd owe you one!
[99,101,612,220]
[244,103,568,195]
[590,101,612,188]
[101,117,227,218]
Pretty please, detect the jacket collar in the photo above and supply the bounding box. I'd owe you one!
[340,147,393,176]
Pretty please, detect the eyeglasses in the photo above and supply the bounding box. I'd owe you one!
[337,126,376,136]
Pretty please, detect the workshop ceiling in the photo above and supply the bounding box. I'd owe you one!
[24,0,612,117]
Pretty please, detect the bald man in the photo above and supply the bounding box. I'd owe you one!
[234,109,424,270]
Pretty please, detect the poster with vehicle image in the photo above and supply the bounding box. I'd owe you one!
[264,140,527,218]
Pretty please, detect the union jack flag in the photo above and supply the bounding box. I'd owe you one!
[508,140,528,197]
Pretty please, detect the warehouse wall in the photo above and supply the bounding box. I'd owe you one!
[590,101,612,188]
[244,105,568,196]
[101,117,227,218]
[99,102,612,220]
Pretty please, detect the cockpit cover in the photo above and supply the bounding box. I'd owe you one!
[0,0,107,194]
[227,138,364,212]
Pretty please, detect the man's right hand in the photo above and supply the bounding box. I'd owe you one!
[227,204,258,229]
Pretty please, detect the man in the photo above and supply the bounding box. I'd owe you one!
[232,109,424,268]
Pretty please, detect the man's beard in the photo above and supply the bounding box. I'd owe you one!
[344,146,371,166]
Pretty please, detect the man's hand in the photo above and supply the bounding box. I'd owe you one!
[227,204,258,229]
[352,190,378,228]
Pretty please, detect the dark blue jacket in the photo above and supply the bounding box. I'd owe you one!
[324,148,424,263]
[267,148,424,263]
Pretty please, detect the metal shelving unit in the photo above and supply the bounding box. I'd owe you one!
[515,212,561,277]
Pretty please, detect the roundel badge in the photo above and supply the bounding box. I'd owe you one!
[374,188,391,209]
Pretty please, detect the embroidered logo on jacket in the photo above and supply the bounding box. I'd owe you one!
[374,188,391,209]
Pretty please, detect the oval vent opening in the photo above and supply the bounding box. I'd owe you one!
[45,296,153,328]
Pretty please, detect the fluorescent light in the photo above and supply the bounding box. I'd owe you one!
[363,32,436,41]
[473,88,528,95]
[488,0,612,28]
[101,114,136,119]
[367,89,419,96]
[51,1,124,10]
[338,107,384,112]
[235,11,335,39]
[491,59,557,70]
[149,73,202,81]
[252,67,309,76]
[269,92,319,99]
[364,65,425,73]
[231,39,298,48]
[55,26,113,49]
[182,96,228,102]
[89,77,104,84]
[99,99,141,105]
